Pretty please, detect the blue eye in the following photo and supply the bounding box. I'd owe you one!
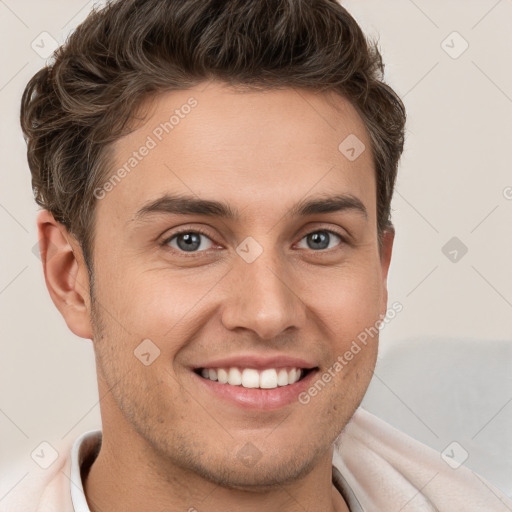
[296,230,343,251]
[164,230,214,253]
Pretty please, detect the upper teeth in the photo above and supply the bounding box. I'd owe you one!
[200,367,303,389]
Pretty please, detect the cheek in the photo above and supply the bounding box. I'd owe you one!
[93,267,224,374]
[300,263,384,337]
[93,259,187,332]
[121,271,219,337]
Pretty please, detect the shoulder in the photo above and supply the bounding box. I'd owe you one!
[0,430,100,512]
[332,407,512,512]
[0,449,71,512]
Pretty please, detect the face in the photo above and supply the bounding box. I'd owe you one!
[84,82,393,487]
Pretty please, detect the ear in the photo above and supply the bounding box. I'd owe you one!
[378,227,395,315]
[36,210,93,339]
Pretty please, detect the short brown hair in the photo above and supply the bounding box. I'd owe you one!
[20,0,406,269]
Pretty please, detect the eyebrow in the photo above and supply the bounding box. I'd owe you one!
[133,193,368,222]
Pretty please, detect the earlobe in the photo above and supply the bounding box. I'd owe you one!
[36,210,93,340]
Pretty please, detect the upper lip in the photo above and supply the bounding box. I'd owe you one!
[192,354,318,370]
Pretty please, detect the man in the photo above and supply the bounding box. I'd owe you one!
[5,0,510,510]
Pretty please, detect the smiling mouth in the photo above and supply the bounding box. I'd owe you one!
[193,366,317,389]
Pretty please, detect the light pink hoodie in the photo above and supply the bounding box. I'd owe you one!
[1,408,510,512]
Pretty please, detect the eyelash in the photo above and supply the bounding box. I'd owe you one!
[160,226,348,257]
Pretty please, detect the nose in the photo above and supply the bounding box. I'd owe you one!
[220,246,307,341]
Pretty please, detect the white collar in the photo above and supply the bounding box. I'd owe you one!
[69,429,101,512]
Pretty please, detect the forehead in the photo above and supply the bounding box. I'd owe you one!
[101,82,376,223]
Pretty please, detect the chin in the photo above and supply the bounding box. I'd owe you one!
[186,447,323,491]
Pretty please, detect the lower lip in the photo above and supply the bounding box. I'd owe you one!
[192,369,318,411]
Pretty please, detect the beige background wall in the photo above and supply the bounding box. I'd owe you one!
[1,0,511,499]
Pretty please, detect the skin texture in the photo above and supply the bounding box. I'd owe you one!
[38,81,394,512]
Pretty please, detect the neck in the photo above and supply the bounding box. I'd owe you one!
[83,425,349,512]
